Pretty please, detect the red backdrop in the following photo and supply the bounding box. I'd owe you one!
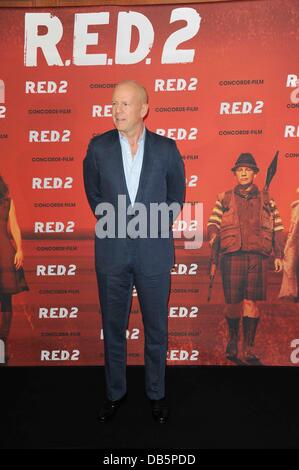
[0,0,298,366]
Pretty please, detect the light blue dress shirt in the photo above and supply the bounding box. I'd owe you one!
[118,127,145,206]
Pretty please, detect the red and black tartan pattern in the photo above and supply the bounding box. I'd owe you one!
[220,252,268,304]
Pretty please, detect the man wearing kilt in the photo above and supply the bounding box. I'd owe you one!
[207,153,284,364]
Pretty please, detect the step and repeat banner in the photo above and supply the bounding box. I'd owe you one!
[0,0,298,366]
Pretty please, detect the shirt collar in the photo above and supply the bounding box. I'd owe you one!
[118,126,146,144]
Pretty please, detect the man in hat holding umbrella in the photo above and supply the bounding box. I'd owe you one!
[207,153,284,364]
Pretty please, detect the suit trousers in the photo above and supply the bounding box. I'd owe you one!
[97,238,171,401]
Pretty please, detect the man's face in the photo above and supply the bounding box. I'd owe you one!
[112,84,148,137]
[234,166,256,186]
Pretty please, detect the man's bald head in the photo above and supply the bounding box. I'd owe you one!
[114,80,148,105]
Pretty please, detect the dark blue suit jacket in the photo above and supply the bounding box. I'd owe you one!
[83,128,185,275]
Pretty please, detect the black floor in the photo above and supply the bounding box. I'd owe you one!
[0,365,298,449]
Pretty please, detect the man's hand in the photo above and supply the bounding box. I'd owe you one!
[274,258,283,272]
[209,233,217,247]
[210,263,217,278]
[14,249,24,270]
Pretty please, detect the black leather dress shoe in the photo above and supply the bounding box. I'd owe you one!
[150,398,169,424]
[98,395,127,423]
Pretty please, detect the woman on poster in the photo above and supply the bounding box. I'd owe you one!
[0,176,29,365]
[279,187,299,302]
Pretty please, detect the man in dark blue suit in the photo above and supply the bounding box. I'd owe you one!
[83,80,185,423]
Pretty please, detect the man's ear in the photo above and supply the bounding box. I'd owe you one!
[141,103,149,119]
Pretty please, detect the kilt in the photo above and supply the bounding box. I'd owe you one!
[220,251,268,304]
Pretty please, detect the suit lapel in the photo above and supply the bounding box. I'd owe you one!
[109,130,131,203]
[134,128,152,204]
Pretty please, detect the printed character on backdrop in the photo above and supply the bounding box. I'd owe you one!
[83,80,185,423]
[279,187,299,302]
[0,176,29,366]
[207,153,284,365]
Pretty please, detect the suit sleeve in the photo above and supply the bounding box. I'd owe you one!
[166,139,186,223]
[83,139,102,217]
